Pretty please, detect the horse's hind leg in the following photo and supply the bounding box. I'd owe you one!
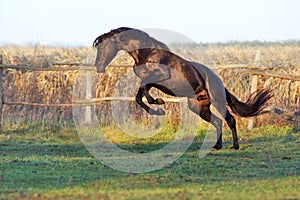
[225,109,239,150]
[188,98,223,150]
[200,107,223,150]
[135,85,165,115]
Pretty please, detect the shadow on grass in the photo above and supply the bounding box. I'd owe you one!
[0,130,299,193]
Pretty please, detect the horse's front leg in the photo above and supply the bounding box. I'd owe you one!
[143,84,165,105]
[135,85,165,116]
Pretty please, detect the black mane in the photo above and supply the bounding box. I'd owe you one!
[93,27,133,47]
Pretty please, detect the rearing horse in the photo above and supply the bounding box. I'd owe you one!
[93,27,272,150]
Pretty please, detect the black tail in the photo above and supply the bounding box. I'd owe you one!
[225,88,273,117]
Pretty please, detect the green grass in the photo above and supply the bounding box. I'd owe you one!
[0,124,299,200]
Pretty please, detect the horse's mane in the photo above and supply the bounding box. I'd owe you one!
[93,27,169,50]
[93,27,133,47]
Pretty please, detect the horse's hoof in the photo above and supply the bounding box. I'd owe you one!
[230,144,240,150]
[212,144,222,151]
[149,108,166,115]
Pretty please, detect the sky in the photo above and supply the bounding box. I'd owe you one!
[0,0,299,46]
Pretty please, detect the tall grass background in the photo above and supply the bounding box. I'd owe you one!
[0,41,299,133]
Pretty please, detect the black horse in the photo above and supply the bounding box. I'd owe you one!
[93,27,272,150]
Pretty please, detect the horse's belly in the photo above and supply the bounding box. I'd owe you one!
[155,77,197,97]
[134,63,201,97]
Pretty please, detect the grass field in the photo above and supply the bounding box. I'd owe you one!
[0,125,299,200]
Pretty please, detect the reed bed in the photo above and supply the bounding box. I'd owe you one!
[0,42,299,130]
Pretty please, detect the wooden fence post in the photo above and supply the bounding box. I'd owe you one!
[85,70,92,124]
[0,55,3,133]
[247,74,258,129]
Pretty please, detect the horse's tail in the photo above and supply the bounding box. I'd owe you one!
[225,88,273,117]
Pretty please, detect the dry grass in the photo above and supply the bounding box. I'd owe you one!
[0,42,299,129]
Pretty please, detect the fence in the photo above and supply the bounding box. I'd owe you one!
[0,54,299,132]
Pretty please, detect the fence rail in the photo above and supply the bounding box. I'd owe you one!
[0,63,133,71]
[251,69,300,81]
[0,56,299,131]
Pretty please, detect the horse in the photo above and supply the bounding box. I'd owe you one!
[93,27,272,150]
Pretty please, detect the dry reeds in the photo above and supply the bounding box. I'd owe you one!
[0,42,299,129]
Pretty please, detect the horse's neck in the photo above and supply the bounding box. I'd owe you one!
[127,49,153,65]
[120,34,169,65]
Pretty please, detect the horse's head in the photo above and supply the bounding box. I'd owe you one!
[93,27,133,73]
[93,37,118,73]
[93,27,171,73]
